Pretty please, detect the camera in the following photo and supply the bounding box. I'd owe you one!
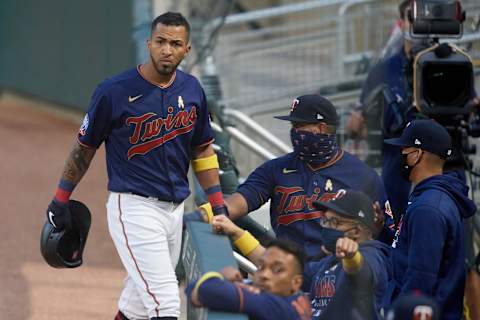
[409,0,477,168]
[408,0,465,37]
[413,42,475,118]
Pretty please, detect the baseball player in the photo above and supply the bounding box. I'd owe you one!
[185,239,312,320]
[45,12,225,320]
[224,94,394,260]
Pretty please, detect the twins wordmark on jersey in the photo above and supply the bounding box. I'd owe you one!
[126,102,197,159]
[275,185,338,225]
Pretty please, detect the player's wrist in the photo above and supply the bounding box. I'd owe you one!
[231,229,245,241]
[205,185,227,216]
[234,231,260,256]
[54,179,75,204]
[342,251,363,273]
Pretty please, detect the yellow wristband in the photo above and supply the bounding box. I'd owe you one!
[342,251,363,273]
[199,202,214,224]
[192,154,219,172]
[193,271,224,294]
[234,231,260,256]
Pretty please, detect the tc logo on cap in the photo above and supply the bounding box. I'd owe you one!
[290,99,299,112]
[413,305,433,320]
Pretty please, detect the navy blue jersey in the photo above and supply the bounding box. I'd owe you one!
[77,67,213,202]
[237,151,393,258]
[185,277,311,320]
[386,172,476,320]
[304,241,391,320]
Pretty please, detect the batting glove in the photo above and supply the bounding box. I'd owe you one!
[46,200,72,231]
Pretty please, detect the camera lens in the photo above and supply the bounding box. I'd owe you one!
[423,63,471,108]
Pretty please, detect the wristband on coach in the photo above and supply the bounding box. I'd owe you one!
[234,231,260,256]
[342,251,363,274]
[193,271,225,294]
[199,202,214,224]
[192,154,219,172]
[54,179,75,204]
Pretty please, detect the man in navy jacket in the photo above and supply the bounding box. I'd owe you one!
[383,119,476,319]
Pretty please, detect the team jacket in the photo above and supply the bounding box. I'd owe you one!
[185,277,311,320]
[237,151,393,259]
[303,240,391,320]
[385,171,476,320]
[77,67,213,203]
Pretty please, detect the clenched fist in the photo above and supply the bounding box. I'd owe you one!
[335,237,359,259]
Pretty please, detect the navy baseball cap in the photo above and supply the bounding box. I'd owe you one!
[313,189,376,231]
[384,119,452,159]
[386,293,440,320]
[274,94,339,125]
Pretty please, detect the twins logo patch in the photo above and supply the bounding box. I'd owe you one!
[79,114,89,136]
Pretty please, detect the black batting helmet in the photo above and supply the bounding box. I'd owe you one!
[40,199,91,268]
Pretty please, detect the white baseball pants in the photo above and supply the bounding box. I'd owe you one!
[107,192,184,319]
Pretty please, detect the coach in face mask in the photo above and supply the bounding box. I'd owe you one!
[304,189,391,320]
[216,94,393,260]
[383,119,476,320]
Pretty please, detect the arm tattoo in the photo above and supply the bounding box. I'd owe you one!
[62,143,96,185]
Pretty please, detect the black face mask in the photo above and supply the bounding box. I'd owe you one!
[400,150,420,181]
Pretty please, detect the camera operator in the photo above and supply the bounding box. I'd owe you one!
[346,0,426,221]
[346,0,480,221]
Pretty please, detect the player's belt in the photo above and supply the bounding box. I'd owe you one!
[129,192,178,204]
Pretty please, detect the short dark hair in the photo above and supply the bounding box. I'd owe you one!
[151,12,190,40]
[266,239,305,274]
[399,0,411,20]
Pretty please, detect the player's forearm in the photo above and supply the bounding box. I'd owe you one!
[232,230,264,267]
[54,141,96,203]
[224,193,249,220]
[342,251,364,274]
[193,144,221,188]
[193,144,227,215]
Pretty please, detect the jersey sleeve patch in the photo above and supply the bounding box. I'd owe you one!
[79,114,89,136]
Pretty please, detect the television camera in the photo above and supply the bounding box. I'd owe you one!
[410,0,478,169]
[362,0,478,169]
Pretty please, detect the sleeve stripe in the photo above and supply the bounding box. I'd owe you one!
[234,283,244,312]
[194,138,215,148]
[76,136,97,149]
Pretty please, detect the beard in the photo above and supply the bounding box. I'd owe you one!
[150,53,181,77]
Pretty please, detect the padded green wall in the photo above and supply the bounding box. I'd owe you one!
[0,0,135,110]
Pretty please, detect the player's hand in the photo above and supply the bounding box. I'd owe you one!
[212,204,229,216]
[212,215,244,239]
[221,266,243,282]
[46,199,72,231]
[335,237,359,259]
[346,110,368,139]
